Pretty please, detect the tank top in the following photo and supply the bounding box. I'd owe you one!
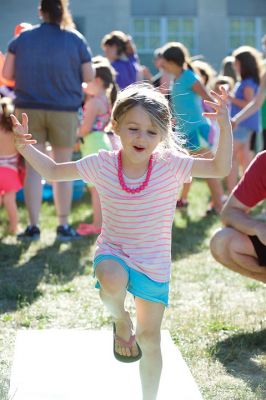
[92,96,111,132]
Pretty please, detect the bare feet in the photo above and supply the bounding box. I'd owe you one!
[114,312,139,358]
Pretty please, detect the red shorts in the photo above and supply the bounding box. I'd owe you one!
[0,167,22,195]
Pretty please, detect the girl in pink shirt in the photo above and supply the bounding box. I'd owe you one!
[11,83,232,400]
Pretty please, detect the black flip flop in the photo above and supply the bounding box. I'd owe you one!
[113,322,142,363]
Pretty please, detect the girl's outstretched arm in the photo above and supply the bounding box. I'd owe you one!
[191,86,233,178]
[11,113,81,182]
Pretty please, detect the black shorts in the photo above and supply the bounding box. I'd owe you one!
[248,235,266,266]
[250,129,266,151]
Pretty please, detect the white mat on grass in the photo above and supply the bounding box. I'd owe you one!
[9,329,203,400]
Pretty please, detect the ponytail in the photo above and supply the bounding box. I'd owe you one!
[186,61,195,72]
[40,0,75,29]
[93,60,118,106]
[109,82,118,106]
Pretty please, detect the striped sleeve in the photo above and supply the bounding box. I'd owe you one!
[76,154,100,185]
[168,151,194,184]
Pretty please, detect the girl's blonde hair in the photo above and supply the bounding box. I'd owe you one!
[112,83,187,156]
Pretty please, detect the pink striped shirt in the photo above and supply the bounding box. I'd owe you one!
[76,150,193,282]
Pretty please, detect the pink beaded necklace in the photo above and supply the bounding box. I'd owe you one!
[117,150,153,194]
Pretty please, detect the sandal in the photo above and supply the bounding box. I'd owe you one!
[76,223,101,235]
[176,199,189,209]
[113,322,142,363]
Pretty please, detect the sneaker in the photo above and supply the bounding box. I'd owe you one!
[17,225,40,241]
[205,207,219,216]
[56,224,80,241]
[176,199,189,209]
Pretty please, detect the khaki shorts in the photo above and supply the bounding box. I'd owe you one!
[15,108,79,148]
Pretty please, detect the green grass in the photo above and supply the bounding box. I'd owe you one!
[0,180,266,400]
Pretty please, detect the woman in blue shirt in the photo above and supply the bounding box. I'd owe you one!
[3,0,95,240]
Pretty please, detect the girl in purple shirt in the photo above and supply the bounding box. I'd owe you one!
[101,31,138,89]
[228,46,262,192]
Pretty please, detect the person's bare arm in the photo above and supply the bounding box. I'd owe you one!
[221,194,266,245]
[78,97,99,137]
[81,62,95,83]
[229,85,256,108]
[231,72,266,126]
[192,80,213,101]
[2,52,15,80]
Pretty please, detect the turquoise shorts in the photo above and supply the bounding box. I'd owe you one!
[186,124,211,151]
[93,254,169,307]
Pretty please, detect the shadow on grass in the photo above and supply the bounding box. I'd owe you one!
[211,329,266,396]
[0,236,95,315]
[171,211,218,261]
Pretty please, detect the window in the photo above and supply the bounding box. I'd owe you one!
[228,17,266,52]
[131,16,198,55]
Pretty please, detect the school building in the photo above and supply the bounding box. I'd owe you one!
[1,0,266,71]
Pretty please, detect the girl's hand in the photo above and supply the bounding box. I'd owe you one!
[203,86,230,125]
[10,113,37,150]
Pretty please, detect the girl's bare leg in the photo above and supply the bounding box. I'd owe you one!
[96,259,139,357]
[135,298,165,400]
[24,143,46,225]
[178,182,191,203]
[239,138,253,173]
[206,178,224,213]
[3,191,18,234]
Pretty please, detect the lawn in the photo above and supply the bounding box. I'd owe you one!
[0,179,265,400]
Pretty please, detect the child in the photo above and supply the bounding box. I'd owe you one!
[0,97,23,234]
[11,83,232,400]
[228,46,262,192]
[77,60,118,235]
[151,48,171,98]
[101,30,139,89]
[161,42,224,213]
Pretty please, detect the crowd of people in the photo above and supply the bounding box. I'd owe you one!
[1,1,266,398]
